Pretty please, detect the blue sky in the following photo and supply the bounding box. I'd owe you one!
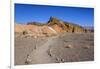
[15,3,94,26]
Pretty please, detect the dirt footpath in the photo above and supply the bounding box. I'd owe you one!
[15,33,94,65]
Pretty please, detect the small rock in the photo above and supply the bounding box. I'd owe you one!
[34,36,37,38]
[64,45,73,48]
[83,45,90,49]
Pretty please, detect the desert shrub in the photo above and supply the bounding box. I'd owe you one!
[22,30,28,35]
[27,22,46,26]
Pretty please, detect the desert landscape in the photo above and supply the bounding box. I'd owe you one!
[15,17,94,65]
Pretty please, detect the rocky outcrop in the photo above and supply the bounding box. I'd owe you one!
[47,17,85,33]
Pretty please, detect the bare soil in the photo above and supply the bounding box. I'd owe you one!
[15,33,94,65]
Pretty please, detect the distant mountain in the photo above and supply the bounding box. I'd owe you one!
[83,26,94,30]
[83,26,94,32]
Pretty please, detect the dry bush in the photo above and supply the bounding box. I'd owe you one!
[22,30,28,35]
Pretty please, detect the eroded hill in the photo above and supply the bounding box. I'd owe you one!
[15,17,93,38]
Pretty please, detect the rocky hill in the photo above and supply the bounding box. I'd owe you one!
[15,17,92,37]
[47,17,85,33]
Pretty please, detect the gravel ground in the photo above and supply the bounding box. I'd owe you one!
[15,33,94,65]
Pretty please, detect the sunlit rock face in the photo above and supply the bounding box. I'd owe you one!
[47,17,85,33]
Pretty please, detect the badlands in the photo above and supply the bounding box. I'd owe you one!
[15,17,94,65]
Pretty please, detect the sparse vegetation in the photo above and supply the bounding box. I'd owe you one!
[27,22,46,26]
[22,30,28,35]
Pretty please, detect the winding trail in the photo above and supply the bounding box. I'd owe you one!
[26,36,58,64]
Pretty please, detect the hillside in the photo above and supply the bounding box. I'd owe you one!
[15,17,93,37]
[47,17,85,32]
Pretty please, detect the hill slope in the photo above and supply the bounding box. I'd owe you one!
[15,17,92,37]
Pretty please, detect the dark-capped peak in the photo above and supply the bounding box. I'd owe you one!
[48,16,60,23]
